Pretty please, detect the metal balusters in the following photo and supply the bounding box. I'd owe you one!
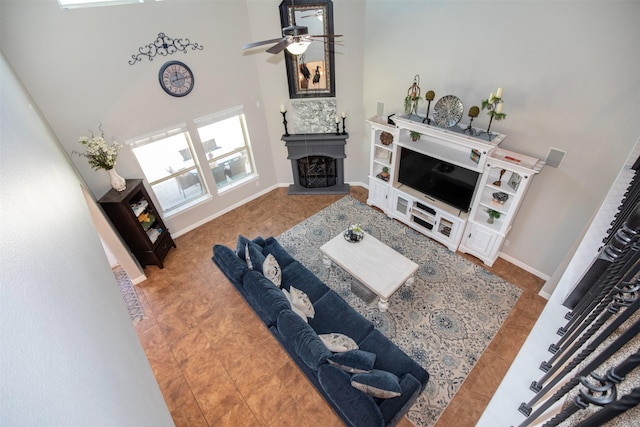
[540,350,640,427]
[575,386,640,427]
[518,304,640,423]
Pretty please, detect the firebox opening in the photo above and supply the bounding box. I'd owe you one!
[298,156,337,188]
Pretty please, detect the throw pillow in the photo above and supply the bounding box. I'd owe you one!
[351,369,402,399]
[245,242,263,269]
[319,333,358,353]
[282,289,308,323]
[263,254,282,287]
[328,349,376,374]
[277,310,332,371]
[289,286,314,319]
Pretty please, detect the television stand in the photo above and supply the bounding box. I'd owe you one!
[366,115,543,265]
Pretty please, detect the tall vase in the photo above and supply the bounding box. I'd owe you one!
[107,168,126,192]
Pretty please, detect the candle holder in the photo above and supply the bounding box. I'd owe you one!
[422,90,435,124]
[481,95,507,136]
[341,117,347,135]
[463,106,480,136]
[281,111,290,136]
[335,121,340,135]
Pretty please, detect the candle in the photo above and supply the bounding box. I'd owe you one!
[280,104,286,113]
[496,87,503,99]
[341,112,346,118]
[495,102,503,114]
[335,116,340,123]
[489,92,495,102]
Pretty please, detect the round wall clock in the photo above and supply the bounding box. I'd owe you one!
[159,60,194,97]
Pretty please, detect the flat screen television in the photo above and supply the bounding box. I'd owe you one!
[397,147,480,212]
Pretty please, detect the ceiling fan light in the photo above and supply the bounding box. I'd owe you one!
[286,40,311,55]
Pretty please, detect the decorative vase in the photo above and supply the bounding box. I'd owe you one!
[107,168,126,192]
[487,216,494,224]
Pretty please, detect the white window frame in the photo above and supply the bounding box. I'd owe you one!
[58,0,143,9]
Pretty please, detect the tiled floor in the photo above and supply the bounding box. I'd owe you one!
[134,187,547,426]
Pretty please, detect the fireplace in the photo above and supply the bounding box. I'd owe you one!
[282,133,349,195]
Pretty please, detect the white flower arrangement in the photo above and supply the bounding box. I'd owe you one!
[76,124,122,171]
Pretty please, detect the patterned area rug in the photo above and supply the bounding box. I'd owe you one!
[113,266,144,324]
[277,196,522,426]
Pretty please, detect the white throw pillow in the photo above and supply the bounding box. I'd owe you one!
[263,254,282,287]
[319,333,359,353]
[282,289,308,323]
[289,286,314,319]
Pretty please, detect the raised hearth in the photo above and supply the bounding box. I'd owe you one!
[282,133,349,195]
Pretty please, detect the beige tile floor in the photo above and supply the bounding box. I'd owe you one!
[134,187,546,426]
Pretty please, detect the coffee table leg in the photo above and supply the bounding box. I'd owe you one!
[378,297,389,312]
[322,256,332,269]
[405,274,415,286]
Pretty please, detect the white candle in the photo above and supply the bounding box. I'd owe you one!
[280,104,286,113]
[495,102,503,113]
[496,87,503,98]
[341,112,346,118]
[335,116,340,123]
[489,92,495,102]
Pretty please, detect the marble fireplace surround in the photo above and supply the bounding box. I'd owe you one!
[282,133,350,195]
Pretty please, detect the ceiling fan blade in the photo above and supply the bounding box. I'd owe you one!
[242,37,286,50]
[266,39,291,54]
[308,34,343,38]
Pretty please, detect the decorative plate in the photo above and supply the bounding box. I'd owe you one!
[433,95,464,128]
[380,131,394,146]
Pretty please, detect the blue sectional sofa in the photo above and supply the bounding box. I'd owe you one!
[212,235,429,427]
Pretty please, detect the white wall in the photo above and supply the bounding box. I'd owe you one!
[362,1,640,278]
[0,54,172,426]
[1,0,639,282]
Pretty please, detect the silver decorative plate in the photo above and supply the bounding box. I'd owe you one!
[433,95,464,128]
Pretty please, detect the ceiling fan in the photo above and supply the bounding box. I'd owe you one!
[242,13,342,55]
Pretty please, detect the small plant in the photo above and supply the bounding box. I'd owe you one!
[486,209,501,224]
[410,131,421,142]
[379,166,390,181]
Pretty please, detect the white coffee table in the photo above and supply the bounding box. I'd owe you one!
[320,231,418,311]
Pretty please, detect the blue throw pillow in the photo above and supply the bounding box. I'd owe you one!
[263,237,296,269]
[247,244,266,272]
[328,349,376,374]
[277,309,332,371]
[236,235,265,260]
[351,369,402,399]
[243,270,290,324]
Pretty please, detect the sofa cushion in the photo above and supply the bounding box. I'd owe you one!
[310,291,374,344]
[236,235,265,260]
[318,364,385,427]
[319,333,359,353]
[277,309,332,371]
[328,350,376,374]
[281,261,330,302]
[243,270,290,324]
[263,237,296,269]
[379,374,422,426]
[213,244,248,284]
[351,370,402,399]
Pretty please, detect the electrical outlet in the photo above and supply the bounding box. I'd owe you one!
[504,239,510,247]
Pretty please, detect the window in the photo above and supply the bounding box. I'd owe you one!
[129,126,206,214]
[128,107,257,215]
[195,109,255,192]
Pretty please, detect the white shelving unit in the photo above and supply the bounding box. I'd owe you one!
[366,114,543,263]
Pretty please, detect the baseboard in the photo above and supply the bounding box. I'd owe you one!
[498,251,551,283]
[172,183,283,238]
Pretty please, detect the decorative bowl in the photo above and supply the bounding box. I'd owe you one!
[343,225,364,243]
[492,192,509,204]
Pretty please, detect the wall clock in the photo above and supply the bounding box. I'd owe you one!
[158,60,194,97]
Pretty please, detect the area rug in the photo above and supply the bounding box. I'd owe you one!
[112,266,144,324]
[277,196,522,427]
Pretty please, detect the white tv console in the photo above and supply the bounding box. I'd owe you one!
[367,114,544,266]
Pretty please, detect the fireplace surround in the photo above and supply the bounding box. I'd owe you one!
[282,133,349,195]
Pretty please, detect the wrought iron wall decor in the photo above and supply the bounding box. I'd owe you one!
[129,33,204,65]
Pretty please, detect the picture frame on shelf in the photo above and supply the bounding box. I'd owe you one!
[375,147,390,162]
[508,172,522,191]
